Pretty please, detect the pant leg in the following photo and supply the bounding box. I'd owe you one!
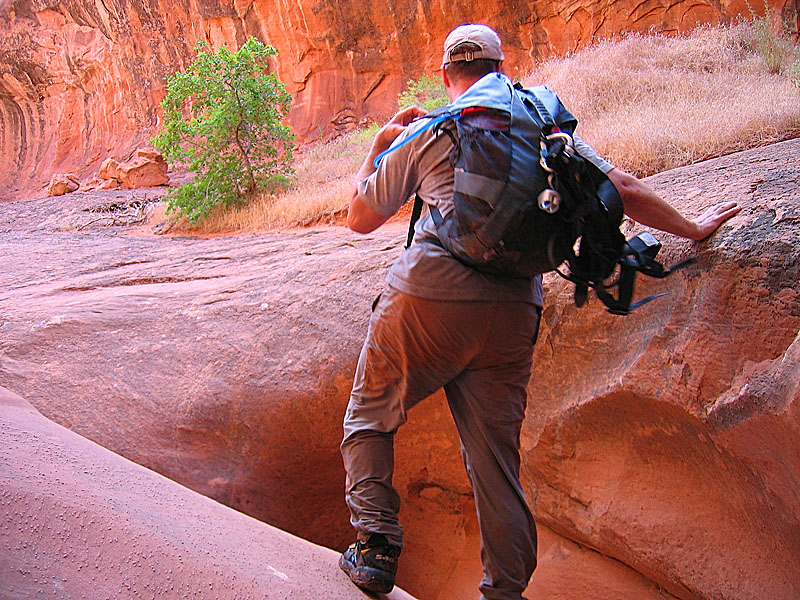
[341,286,540,598]
[341,287,490,546]
[444,303,540,600]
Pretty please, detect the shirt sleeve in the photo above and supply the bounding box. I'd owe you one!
[573,133,615,174]
[356,123,426,218]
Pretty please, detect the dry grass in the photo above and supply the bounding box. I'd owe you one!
[527,22,800,176]
[172,21,799,234]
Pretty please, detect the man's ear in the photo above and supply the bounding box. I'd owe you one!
[442,67,451,89]
[496,61,503,73]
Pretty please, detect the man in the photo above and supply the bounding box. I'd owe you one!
[339,24,740,600]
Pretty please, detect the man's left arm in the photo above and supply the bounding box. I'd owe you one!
[607,168,741,241]
[348,106,426,233]
[573,133,740,240]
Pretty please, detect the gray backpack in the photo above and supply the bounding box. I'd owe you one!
[380,73,689,314]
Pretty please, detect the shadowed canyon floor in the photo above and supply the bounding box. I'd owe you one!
[0,386,417,600]
[1,139,799,599]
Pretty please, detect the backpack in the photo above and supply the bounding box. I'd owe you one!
[376,73,690,315]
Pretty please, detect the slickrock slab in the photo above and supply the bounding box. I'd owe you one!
[0,386,416,600]
[0,189,395,553]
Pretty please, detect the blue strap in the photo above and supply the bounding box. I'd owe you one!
[372,113,459,169]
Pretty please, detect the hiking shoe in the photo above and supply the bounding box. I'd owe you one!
[339,533,401,593]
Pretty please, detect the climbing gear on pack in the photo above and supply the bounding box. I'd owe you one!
[388,73,690,315]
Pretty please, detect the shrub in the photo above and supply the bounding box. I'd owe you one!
[398,75,449,112]
[152,37,295,222]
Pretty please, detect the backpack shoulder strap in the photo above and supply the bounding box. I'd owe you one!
[516,85,556,128]
[406,194,425,249]
[516,84,578,133]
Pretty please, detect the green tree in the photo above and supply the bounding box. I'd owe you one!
[152,37,295,222]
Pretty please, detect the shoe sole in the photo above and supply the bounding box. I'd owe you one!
[338,554,395,594]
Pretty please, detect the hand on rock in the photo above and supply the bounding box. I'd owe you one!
[690,201,741,241]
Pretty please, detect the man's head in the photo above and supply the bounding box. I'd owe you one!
[441,24,504,94]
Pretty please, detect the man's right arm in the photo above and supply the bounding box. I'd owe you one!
[348,106,426,233]
[347,138,394,234]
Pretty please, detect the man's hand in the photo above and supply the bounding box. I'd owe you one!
[348,105,427,234]
[370,105,427,155]
[688,201,741,241]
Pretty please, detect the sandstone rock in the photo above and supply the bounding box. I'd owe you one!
[97,177,120,190]
[116,148,169,189]
[523,139,800,599]
[0,186,679,600]
[81,176,103,190]
[99,157,119,180]
[135,148,166,163]
[0,0,794,200]
[0,386,417,600]
[0,140,798,599]
[47,173,80,196]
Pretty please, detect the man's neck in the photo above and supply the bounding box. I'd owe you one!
[446,71,500,102]
[457,76,484,97]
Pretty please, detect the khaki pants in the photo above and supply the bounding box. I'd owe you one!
[341,286,540,600]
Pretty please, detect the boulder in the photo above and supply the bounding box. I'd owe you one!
[98,157,120,180]
[97,177,121,190]
[47,173,79,196]
[116,148,169,189]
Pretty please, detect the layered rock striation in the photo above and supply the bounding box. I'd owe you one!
[2,0,797,200]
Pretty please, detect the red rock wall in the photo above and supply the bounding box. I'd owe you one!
[1,0,797,200]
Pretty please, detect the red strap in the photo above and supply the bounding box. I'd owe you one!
[460,106,490,116]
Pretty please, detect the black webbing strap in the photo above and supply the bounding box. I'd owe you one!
[525,92,556,129]
[406,194,425,249]
[592,254,697,315]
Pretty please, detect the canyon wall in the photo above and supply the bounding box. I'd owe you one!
[1,0,798,200]
[0,386,418,600]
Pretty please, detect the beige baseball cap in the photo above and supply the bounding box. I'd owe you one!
[442,24,505,66]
